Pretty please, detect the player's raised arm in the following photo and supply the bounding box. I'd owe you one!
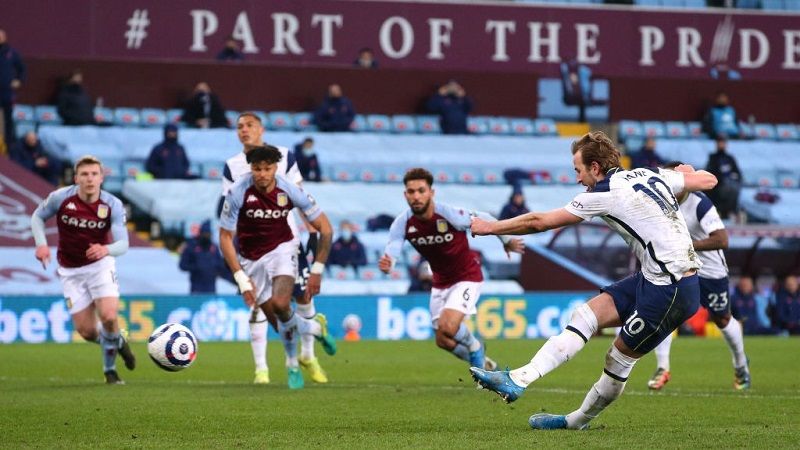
[669,165,718,193]
[468,209,525,257]
[472,208,583,236]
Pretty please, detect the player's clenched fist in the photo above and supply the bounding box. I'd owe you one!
[378,254,393,274]
[470,217,493,236]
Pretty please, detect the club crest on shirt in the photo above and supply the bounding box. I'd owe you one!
[277,193,288,207]
[436,219,448,233]
[97,205,109,219]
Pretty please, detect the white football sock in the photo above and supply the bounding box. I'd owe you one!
[510,303,597,387]
[653,332,672,371]
[565,345,638,429]
[296,301,317,360]
[250,309,269,371]
[720,318,747,369]
[278,314,299,368]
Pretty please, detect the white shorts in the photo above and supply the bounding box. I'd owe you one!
[429,281,482,324]
[57,256,119,314]
[240,240,298,306]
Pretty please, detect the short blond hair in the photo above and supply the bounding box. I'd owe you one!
[74,155,103,172]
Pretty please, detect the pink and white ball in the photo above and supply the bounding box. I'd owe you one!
[147,323,198,371]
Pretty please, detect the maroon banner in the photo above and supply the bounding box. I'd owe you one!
[4,0,800,81]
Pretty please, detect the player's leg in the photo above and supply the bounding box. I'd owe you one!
[268,275,306,389]
[647,333,673,390]
[93,296,125,384]
[702,276,749,389]
[293,250,328,383]
[249,307,270,384]
[433,281,485,367]
[88,264,136,373]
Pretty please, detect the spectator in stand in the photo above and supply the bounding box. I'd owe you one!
[216,36,244,62]
[704,91,740,139]
[772,275,800,335]
[57,70,95,126]
[293,137,322,182]
[328,220,367,273]
[313,84,355,132]
[426,79,473,135]
[179,220,230,294]
[181,82,228,129]
[146,124,193,179]
[9,131,62,185]
[0,29,25,144]
[705,136,742,220]
[630,137,665,168]
[731,275,775,335]
[353,47,378,69]
[499,187,530,220]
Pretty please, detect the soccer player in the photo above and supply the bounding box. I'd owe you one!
[30,155,136,384]
[219,145,336,390]
[647,162,750,391]
[378,168,524,370]
[469,131,717,430]
[221,112,328,385]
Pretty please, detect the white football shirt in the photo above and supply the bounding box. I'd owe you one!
[680,192,728,280]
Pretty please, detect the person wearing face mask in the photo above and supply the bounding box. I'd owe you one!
[328,220,367,273]
[313,83,356,132]
[293,137,322,182]
[179,220,229,294]
[146,124,192,179]
[181,81,228,128]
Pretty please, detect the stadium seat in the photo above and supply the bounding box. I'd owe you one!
[101,160,123,192]
[122,160,146,178]
[34,105,61,125]
[166,108,184,127]
[15,121,35,138]
[358,167,384,183]
[554,169,573,185]
[268,111,293,131]
[415,115,441,134]
[384,267,408,281]
[481,168,504,185]
[114,107,141,127]
[533,118,558,136]
[293,112,316,131]
[225,110,239,128]
[487,117,511,135]
[93,107,113,125]
[532,170,554,185]
[329,164,358,182]
[201,161,225,179]
[140,108,166,127]
[641,121,666,138]
[509,118,535,135]
[433,168,456,184]
[391,115,416,134]
[775,124,799,140]
[686,121,706,139]
[329,266,357,280]
[456,168,481,184]
[467,116,489,134]
[384,167,404,183]
[664,121,689,139]
[358,267,381,281]
[753,123,777,140]
[618,120,643,142]
[366,114,391,132]
[12,104,34,122]
[252,111,269,128]
[737,121,755,139]
[760,0,785,10]
[349,114,367,132]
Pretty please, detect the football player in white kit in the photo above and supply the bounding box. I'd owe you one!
[647,161,750,391]
[221,112,328,385]
[469,132,718,430]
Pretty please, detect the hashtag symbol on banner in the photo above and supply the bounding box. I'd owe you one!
[125,9,150,49]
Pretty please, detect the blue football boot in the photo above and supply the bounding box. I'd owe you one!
[469,367,526,403]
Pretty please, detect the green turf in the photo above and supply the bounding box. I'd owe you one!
[1,337,799,449]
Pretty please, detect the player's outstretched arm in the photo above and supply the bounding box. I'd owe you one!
[693,229,729,252]
[305,212,333,301]
[674,165,718,192]
[219,227,256,306]
[471,208,583,236]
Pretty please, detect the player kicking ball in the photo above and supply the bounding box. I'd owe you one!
[469,132,717,430]
[379,168,524,371]
[31,155,136,384]
[219,145,336,389]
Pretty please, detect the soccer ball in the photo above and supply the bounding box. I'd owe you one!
[147,323,198,371]
[342,313,362,332]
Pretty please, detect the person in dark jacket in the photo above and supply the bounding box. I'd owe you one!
[181,82,228,128]
[731,275,775,335]
[630,137,665,169]
[293,137,321,182]
[57,70,95,126]
[9,131,62,185]
[705,136,742,220]
[0,29,25,144]
[426,79,473,135]
[328,220,367,273]
[216,37,244,62]
[703,91,740,139]
[146,124,192,179]
[179,221,229,294]
[499,187,530,220]
[772,275,800,335]
[313,84,355,132]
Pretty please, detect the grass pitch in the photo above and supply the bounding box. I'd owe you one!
[1,337,799,449]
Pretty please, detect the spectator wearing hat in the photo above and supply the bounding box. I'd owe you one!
[179,220,229,294]
[328,220,367,273]
[293,137,322,182]
[426,79,473,135]
[499,187,530,220]
[146,124,193,179]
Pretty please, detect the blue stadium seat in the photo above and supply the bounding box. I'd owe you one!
[225,110,239,128]
[618,120,643,142]
[268,111,293,131]
[329,164,359,182]
[93,107,114,125]
[686,121,706,139]
[114,108,141,127]
[775,124,799,140]
[391,115,416,134]
[642,121,666,139]
[252,111,269,128]
[736,0,759,8]
[634,0,661,6]
[433,168,456,184]
[481,168,504,185]
[467,116,489,134]
[366,114,392,133]
[487,117,511,135]
[664,121,688,139]
[778,170,799,188]
[415,115,441,134]
[293,112,316,131]
[15,121,35,138]
[201,161,225,179]
[349,114,367,132]
[12,104,34,122]
[122,160,146,178]
[753,123,777,140]
[384,167,404,183]
[760,0,785,10]
[358,167,384,183]
[166,108,184,127]
[509,118,535,136]
[358,267,382,281]
[456,168,481,184]
[101,159,123,192]
[682,0,705,7]
[34,105,61,125]
[533,118,558,136]
[329,266,357,281]
[140,108,166,128]
[737,121,755,139]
